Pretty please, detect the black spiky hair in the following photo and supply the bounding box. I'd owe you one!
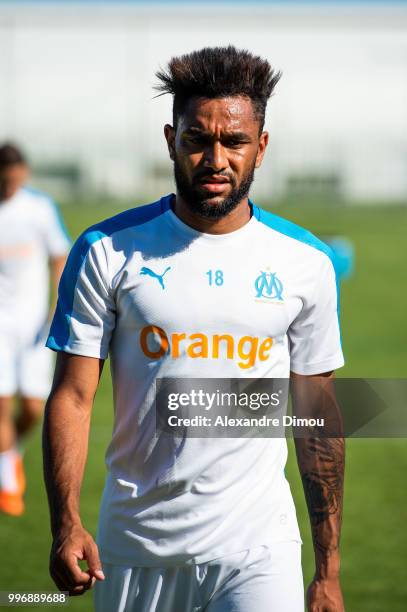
[155,45,281,131]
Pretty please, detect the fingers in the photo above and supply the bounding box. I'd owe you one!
[50,552,94,596]
[49,529,104,597]
[83,539,105,581]
[51,566,94,597]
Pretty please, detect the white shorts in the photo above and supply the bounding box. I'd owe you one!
[94,541,304,612]
[0,329,52,398]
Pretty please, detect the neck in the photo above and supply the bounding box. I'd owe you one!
[173,193,252,235]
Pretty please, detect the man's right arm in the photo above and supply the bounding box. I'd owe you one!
[42,352,105,596]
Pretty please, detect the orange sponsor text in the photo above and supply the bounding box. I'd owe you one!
[140,325,273,370]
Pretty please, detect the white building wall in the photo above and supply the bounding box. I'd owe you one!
[0,2,406,202]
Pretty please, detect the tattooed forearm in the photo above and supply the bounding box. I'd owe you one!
[299,436,345,559]
[291,373,345,577]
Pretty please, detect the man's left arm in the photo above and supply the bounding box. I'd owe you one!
[291,371,345,612]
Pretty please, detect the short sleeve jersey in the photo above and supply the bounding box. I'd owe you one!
[47,194,344,566]
[0,187,71,338]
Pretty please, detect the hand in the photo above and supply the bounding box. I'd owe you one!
[306,576,345,612]
[50,524,105,596]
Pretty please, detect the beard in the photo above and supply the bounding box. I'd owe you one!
[173,157,256,220]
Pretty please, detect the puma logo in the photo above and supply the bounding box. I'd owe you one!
[140,266,171,289]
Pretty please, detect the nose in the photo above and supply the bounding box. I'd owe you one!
[203,141,228,172]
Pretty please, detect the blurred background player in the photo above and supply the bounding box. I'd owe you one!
[0,143,70,516]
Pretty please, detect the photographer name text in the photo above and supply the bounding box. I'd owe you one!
[167,415,325,428]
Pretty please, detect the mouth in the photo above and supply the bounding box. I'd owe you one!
[196,176,231,194]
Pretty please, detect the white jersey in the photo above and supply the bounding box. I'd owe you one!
[47,194,344,566]
[0,187,71,340]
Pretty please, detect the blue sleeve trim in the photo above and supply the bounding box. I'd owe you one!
[252,202,343,351]
[47,196,169,352]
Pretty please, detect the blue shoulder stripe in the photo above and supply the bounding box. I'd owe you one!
[252,202,342,346]
[24,185,49,199]
[252,203,336,267]
[46,196,169,352]
[51,200,71,244]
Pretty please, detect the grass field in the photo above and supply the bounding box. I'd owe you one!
[0,199,406,611]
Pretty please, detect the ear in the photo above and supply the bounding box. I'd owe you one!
[255,131,269,168]
[164,124,176,161]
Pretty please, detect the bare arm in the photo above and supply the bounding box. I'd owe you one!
[291,371,345,612]
[48,255,67,320]
[43,352,105,596]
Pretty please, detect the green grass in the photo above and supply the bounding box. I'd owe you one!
[0,200,406,611]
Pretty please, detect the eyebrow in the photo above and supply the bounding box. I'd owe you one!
[183,127,251,140]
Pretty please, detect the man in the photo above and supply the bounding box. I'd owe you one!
[43,47,345,611]
[0,143,70,516]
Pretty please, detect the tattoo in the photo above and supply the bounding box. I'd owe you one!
[300,436,345,556]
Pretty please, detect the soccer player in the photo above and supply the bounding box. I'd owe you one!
[0,143,70,516]
[43,47,345,611]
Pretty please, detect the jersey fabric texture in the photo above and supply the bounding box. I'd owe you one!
[47,194,344,567]
[0,187,71,396]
